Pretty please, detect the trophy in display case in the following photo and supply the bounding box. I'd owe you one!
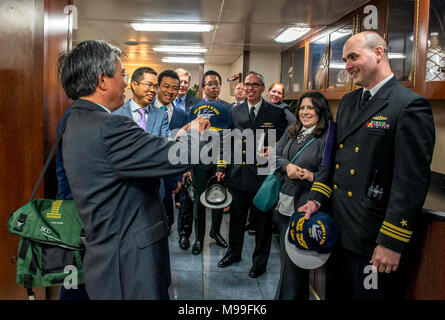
[426,32,445,81]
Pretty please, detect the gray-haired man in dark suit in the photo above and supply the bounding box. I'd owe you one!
[57,40,209,299]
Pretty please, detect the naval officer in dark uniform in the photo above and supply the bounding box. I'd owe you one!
[326,31,435,299]
[217,71,287,278]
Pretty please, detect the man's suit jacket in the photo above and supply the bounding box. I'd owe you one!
[184,94,201,113]
[56,106,73,200]
[332,77,435,257]
[62,99,198,299]
[169,103,189,130]
[228,99,287,192]
[113,99,170,137]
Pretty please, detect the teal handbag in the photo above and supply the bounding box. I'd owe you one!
[253,137,316,212]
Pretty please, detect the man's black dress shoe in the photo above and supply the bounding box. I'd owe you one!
[217,254,241,268]
[191,241,202,255]
[179,236,190,250]
[209,231,228,248]
[248,267,266,278]
[245,223,255,236]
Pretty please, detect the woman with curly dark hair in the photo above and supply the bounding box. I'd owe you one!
[274,91,335,300]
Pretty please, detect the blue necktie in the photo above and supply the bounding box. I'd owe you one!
[160,106,167,111]
[174,97,184,110]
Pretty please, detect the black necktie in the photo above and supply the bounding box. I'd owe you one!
[362,90,371,102]
[360,90,372,110]
[249,106,256,124]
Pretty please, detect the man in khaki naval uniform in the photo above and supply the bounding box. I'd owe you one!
[326,31,435,299]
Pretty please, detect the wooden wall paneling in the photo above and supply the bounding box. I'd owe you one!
[404,214,429,299]
[415,0,429,96]
[43,0,72,199]
[0,0,72,299]
[0,0,46,300]
[404,211,445,300]
[423,216,445,299]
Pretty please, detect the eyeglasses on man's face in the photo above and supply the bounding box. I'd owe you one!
[136,81,159,91]
[244,82,263,88]
[205,82,220,88]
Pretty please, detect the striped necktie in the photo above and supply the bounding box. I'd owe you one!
[174,97,182,110]
[137,108,147,131]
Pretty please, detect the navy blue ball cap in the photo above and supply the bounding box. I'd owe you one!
[285,211,338,269]
[189,101,231,130]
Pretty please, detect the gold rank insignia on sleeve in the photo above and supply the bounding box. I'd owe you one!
[310,182,332,198]
[380,221,413,243]
[217,160,227,168]
[260,122,274,128]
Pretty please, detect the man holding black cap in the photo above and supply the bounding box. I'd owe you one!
[187,71,232,255]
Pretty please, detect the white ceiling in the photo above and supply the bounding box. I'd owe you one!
[73,0,369,70]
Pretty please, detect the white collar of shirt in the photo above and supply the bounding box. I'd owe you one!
[363,73,394,99]
[129,98,149,122]
[154,98,174,121]
[96,103,111,113]
[247,99,263,117]
[301,125,316,135]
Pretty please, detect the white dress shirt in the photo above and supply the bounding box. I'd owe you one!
[247,98,263,117]
[154,98,174,122]
[129,99,149,123]
[363,73,394,100]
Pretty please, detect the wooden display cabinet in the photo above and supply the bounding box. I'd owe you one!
[280,50,292,99]
[280,0,445,100]
[280,43,306,100]
[416,0,445,99]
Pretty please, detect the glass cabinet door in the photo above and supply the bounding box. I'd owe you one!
[292,46,305,93]
[426,0,445,82]
[307,36,328,90]
[387,0,415,83]
[328,25,353,89]
[280,51,292,96]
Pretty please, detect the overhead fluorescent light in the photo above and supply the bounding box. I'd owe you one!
[162,56,205,64]
[388,53,406,59]
[274,27,311,43]
[131,23,213,32]
[153,46,207,53]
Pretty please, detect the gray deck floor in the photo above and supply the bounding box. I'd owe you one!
[168,208,281,300]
